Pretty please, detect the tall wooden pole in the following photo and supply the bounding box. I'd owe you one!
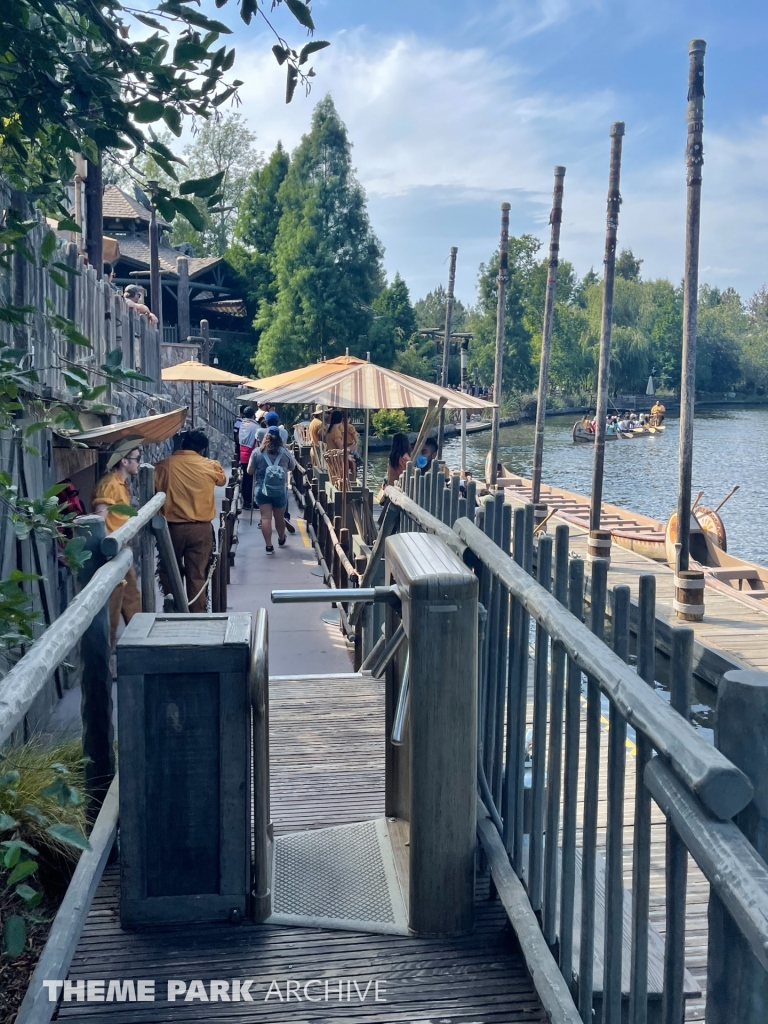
[460,338,469,476]
[147,180,164,333]
[438,246,458,458]
[176,255,190,343]
[85,155,103,278]
[531,166,566,506]
[589,123,625,532]
[489,203,510,488]
[676,40,706,574]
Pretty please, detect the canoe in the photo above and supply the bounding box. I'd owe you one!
[572,422,666,444]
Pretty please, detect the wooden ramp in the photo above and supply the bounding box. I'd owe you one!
[57,673,547,1023]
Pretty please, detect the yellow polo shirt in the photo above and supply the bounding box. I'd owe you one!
[153,449,226,523]
[92,471,132,534]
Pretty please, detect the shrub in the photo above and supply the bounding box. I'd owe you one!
[1,740,90,959]
[371,409,410,438]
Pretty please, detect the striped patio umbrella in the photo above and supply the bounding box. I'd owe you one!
[241,354,366,394]
[240,361,493,410]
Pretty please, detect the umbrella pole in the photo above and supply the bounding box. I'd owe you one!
[363,409,370,492]
[190,382,194,429]
[489,202,510,488]
[342,410,349,528]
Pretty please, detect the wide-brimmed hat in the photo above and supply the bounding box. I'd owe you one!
[312,404,325,415]
[107,438,141,470]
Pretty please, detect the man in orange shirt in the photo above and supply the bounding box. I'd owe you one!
[154,430,226,612]
[92,438,143,648]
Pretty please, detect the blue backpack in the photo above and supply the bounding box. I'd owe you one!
[263,452,287,499]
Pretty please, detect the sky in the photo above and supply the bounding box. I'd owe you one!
[208,0,768,306]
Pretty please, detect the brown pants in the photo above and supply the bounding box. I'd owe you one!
[158,521,214,613]
[108,566,142,648]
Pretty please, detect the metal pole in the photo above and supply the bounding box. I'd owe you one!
[489,203,510,488]
[589,123,625,533]
[531,166,566,506]
[676,40,706,574]
[438,247,458,458]
[138,464,156,613]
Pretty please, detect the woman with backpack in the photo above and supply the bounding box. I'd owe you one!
[247,427,296,553]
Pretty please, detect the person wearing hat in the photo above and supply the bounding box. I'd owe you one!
[308,405,327,447]
[92,439,143,648]
[237,405,258,510]
[153,429,226,612]
[256,410,289,446]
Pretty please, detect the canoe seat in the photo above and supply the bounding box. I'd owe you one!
[708,568,760,581]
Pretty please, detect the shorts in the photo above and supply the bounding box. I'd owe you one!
[255,489,287,510]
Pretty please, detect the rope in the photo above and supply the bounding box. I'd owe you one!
[188,552,220,609]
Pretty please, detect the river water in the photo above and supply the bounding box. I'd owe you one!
[369,406,768,565]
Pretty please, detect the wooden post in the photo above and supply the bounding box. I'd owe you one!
[138,465,156,613]
[676,40,707,577]
[85,156,103,279]
[150,515,189,613]
[438,246,458,457]
[531,167,566,506]
[147,183,163,332]
[589,122,625,537]
[489,203,510,488]
[707,669,768,1023]
[385,532,478,936]
[460,338,469,476]
[200,318,212,364]
[176,255,190,344]
[76,515,114,813]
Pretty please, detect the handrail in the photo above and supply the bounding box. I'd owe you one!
[385,486,468,561]
[452,515,751,821]
[100,490,166,556]
[15,775,119,1024]
[305,486,359,583]
[0,547,133,748]
[645,755,768,974]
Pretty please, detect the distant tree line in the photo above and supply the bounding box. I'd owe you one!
[165,103,768,398]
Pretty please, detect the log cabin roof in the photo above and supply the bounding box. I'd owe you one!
[116,235,222,277]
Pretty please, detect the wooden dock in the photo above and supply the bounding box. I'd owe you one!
[57,501,548,1024]
[502,480,768,687]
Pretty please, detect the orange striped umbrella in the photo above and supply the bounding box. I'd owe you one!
[240,361,493,410]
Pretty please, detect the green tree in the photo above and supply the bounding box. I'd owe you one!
[468,235,541,395]
[615,249,643,281]
[695,286,745,392]
[414,285,470,332]
[368,273,417,366]
[254,96,384,375]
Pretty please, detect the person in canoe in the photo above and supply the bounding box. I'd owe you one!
[650,400,666,426]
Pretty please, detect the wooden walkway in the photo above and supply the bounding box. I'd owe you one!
[59,671,546,1023]
[503,481,768,688]
[57,512,547,1024]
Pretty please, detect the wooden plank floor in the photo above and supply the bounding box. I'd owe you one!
[503,482,768,687]
[58,673,547,1023]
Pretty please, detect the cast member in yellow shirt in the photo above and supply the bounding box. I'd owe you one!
[91,439,143,648]
[154,430,226,612]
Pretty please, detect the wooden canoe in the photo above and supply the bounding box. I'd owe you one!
[572,422,666,444]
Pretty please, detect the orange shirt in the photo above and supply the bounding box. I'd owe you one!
[92,471,132,534]
[308,417,325,445]
[153,449,226,523]
[327,422,358,451]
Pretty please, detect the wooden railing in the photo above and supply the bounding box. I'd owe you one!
[381,461,768,1024]
[291,461,360,639]
[1,194,162,401]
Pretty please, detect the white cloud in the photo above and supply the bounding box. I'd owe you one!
[233,30,768,303]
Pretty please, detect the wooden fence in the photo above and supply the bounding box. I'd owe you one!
[376,462,768,1024]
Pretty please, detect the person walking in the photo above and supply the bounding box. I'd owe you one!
[154,430,226,612]
[247,427,296,553]
[91,439,143,648]
[256,410,289,445]
[237,405,258,509]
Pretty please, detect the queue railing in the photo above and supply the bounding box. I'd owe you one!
[378,460,768,1024]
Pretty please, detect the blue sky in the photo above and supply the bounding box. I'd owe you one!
[214,0,768,305]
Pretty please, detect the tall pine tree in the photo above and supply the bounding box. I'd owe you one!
[368,272,417,366]
[254,96,384,375]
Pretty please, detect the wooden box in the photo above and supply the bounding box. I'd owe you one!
[116,613,251,927]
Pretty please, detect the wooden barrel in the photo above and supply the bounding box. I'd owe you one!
[533,503,549,534]
[587,529,611,565]
[674,569,705,621]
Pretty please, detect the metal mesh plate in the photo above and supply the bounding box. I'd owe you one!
[269,818,407,935]
[148,619,228,641]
